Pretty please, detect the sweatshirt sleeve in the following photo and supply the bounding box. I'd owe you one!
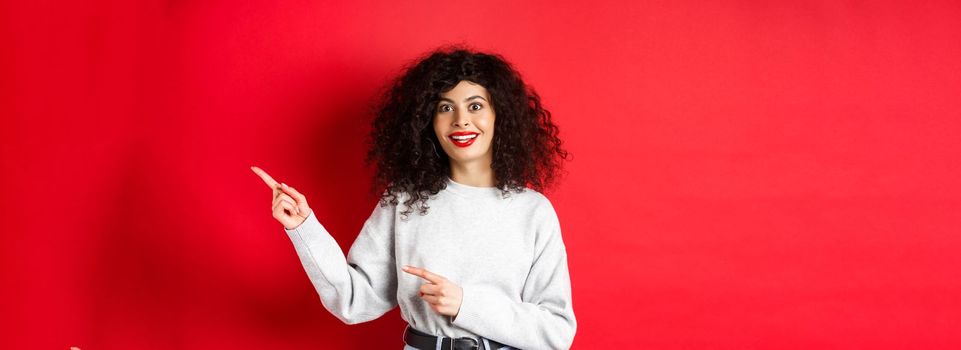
[283,201,398,325]
[451,199,577,350]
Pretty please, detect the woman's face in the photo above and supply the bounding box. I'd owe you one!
[433,80,496,166]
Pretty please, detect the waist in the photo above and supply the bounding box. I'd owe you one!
[403,324,510,350]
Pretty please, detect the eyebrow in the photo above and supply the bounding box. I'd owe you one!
[439,95,488,103]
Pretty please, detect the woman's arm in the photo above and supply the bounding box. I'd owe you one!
[284,201,399,325]
[451,202,577,350]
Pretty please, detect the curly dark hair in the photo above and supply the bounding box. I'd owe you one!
[363,44,571,221]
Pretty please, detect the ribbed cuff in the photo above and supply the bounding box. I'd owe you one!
[284,209,329,245]
[450,284,489,329]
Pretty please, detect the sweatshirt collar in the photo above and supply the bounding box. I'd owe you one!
[445,176,503,199]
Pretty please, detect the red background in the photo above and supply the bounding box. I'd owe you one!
[3,0,960,349]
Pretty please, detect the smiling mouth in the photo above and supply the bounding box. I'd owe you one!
[448,133,478,147]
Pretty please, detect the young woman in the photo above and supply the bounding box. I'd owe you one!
[251,46,575,350]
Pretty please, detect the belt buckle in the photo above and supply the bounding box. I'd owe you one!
[451,336,478,350]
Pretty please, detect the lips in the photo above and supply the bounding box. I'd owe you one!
[448,131,479,148]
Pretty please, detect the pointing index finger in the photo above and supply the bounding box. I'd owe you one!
[402,265,444,284]
[250,166,280,188]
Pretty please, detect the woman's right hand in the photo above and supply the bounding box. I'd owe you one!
[251,165,312,230]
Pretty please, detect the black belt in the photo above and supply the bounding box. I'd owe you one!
[404,325,510,350]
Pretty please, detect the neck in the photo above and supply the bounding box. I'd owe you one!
[449,157,495,187]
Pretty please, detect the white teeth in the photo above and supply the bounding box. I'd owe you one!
[451,134,478,141]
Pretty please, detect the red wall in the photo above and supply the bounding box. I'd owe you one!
[3,0,960,348]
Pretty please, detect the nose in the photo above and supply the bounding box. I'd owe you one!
[453,110,470,127]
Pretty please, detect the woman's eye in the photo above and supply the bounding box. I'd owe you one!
[439,105,451,112]
[470,103,482,111]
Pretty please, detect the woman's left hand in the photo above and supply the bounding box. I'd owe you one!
[402,265,463,320]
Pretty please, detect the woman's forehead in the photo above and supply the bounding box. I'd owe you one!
[440,80,490,100]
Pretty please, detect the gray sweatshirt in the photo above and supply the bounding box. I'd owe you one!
[283,176,576,349]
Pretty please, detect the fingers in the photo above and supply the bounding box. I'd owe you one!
[410,272,462,317]
[419,283,443,296]
[417,283,442,304]
[402,265,445,284]
[250,166,280,188]
[272,184,283,200]
[278,183,307,206]
[253,167,284,201]
[255,165,309,230]
[251,166,296,202]
[420,293,441,305]
[417,284,457,310]
[273,193,300,215]
[275,198,297,218]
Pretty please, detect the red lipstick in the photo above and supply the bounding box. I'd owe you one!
[448,131,479,148]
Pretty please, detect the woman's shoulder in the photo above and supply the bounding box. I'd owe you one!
[505,186,558,220]
[514,186,550,204]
